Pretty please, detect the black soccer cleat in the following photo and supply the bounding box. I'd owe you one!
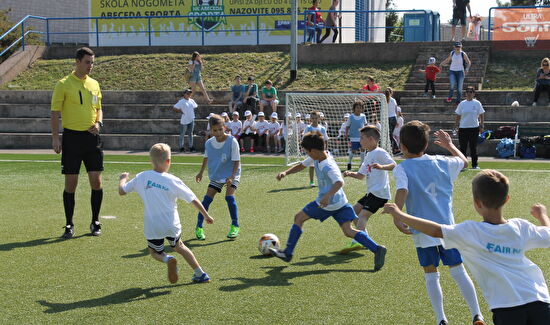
[268,248,292,262]
[90,221,102,236]
[61,225,74,239]
[472,314,486,325]
[374,245,387,271]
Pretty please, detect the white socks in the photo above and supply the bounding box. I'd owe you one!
[162,254,174,263]
[450,264,482,318]
[194,267,204,277]
[424,272,446,324]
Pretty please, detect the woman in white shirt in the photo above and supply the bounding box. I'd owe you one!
[385,87,399,153]
[441,41,471,104]
[454,86,485,169]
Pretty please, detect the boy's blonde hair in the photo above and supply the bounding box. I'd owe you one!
[472,169,509,209]
[149,143,171,166]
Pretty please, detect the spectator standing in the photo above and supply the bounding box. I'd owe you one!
[385,88,399,154]
[172,89,198,153]
[418,57,441,99]
[260,80,280,114]
[454,87,485,170]
[188,52,213,104]
[533,57,550,106]
[441,41,471,104]
[320,0,340,43]
[306,0,324,43]
[451,0,472,42]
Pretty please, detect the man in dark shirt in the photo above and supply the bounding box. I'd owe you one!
[451,0,472,41]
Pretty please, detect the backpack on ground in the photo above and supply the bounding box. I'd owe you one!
[496,138,515,158]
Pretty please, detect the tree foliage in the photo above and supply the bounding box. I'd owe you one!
[385,0,403,42]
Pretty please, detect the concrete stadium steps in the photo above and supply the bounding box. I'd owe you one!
[404,82,480,90]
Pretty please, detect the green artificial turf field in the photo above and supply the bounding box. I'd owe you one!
[0,154,549,324]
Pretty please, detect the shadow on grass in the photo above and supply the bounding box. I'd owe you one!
[37,284,187,313]
[267,186,311,193]
[292,251,365,267]
[0,234,90,251]
[184,238,234,248]
[219,265,367,292]
[121,248,149,259]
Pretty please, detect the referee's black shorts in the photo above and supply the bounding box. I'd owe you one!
[61,128,104,174]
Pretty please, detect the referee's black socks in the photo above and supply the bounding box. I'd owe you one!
[63,191,75,226]
[91,189,103,223]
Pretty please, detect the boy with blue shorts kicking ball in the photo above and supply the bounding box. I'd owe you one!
[345,101,367,171]
[385,169,550,325]
[118,143,213,284]
[195,114,241,240]
[269,131,387,271]
[392,121,485,325]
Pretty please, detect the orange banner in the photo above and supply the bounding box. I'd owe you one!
[494,7,550,44]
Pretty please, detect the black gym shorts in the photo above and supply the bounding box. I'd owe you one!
[357,193,388,214]
[61,128,104,174]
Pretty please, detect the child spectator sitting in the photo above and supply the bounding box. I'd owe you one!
[227,111,243,144]
[295,113,307,138]
[362,76,380,92]
[260,80,280,114]
[385,169,549,325]
[240,110,256,153]
[254,111,270,152]
[418,57,441,99]
[221,112,230,133]
[118,143,213,284]
[267,112,281,153]
[229,75,245,113]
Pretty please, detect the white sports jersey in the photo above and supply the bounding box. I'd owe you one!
[227,120,243,136]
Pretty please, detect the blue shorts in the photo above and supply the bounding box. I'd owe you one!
[416,245,462,267]
[302,201,357,225]
[350,141,361,151]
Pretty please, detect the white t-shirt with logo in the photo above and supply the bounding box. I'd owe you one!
[254,120,270,135]
[227,120,243,136]
[174,98,198,125]
[357,147,396,200]
[122,170,197,239]
[455,99,485,128]
[442,218,550,310]
[268,121,280,135]
[242,119,255,135]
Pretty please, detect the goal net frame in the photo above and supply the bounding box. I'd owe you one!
[285,92,390,166]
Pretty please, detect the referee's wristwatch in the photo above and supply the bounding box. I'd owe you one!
[97,121,103,128]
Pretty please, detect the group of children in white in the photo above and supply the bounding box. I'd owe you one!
[120,99,549,325]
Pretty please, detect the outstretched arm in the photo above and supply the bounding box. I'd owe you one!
[434,129,468,169]
[384,203,443,238]
[276,163,306,180]
[531,204,549,227]
[192,198,214,224]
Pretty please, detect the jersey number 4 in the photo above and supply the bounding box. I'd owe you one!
[425,182,437,199]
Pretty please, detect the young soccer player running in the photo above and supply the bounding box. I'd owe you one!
[391,121,485,325]
[118,143,213,284]
[195,114,241,240]
[345,101,367,171]
[341,125,395,254]
[269,131,387,271]
[384,169,549,325]
[304,111,329,187]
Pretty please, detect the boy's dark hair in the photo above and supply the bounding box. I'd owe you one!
[472,170,509,209]
[209,114,224,128]
[352,101,363,111]
[400,120,430,154]
[466,86,475,93]
[367,76,375,82]
[360,125,380,141]
[301,131,325,151]
[76,47,94,60]
[235,75,241,79]
[265,80,273,85]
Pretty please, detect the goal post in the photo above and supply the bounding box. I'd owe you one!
[285,92,390,166]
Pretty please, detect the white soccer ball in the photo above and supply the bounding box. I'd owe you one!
[511,101,519,107]
[258,233,280,256]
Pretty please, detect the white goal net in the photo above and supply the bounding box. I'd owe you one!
[285,92,390,166]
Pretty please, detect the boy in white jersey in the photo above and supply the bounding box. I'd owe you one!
[253,111,269,152]
[269,131,387,271]
[385,170,550,325]
[391,121,485,325]
[227,111,243,148]
[267,112,281,153]
[118,143,213,284]
[341,125,396,253]
[195,114,242,240]
[239,110,256,153]
[304,111,329,187]
[345,101,367,171]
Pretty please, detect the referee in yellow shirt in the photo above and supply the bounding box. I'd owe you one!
[51,47,104,239]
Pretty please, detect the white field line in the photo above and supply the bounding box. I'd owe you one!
[1,159,550,173]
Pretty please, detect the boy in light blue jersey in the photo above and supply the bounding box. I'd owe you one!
[195,114,241,240]
[345,101,367,171]
[303,111,328,187]
[392,120,485,325]
[269,131,387,271]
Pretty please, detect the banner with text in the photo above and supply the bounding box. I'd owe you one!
[493,7,550,47]
[89,0,329,46]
